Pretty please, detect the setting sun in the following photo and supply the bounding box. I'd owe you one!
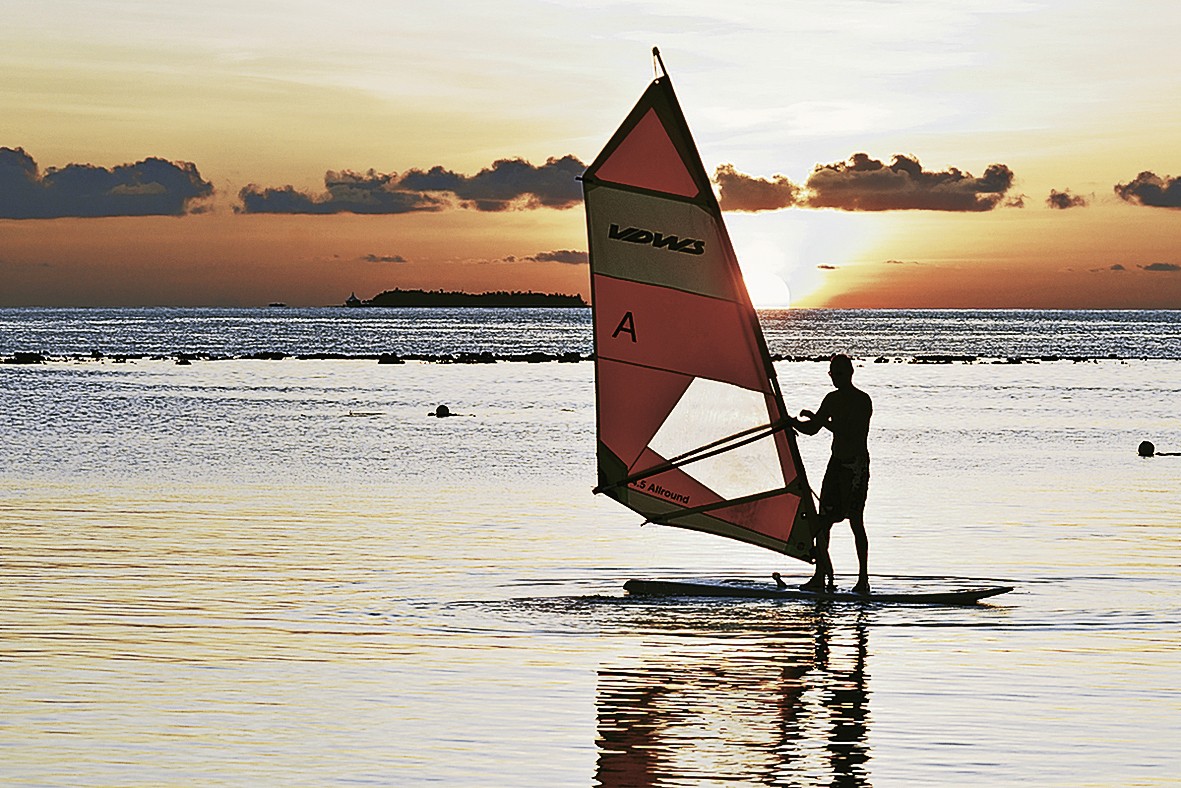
[742,268,792,308]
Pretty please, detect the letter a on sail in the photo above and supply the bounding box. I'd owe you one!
[583,53,819,561]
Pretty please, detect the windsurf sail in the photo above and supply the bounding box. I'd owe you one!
[582,50,818,561]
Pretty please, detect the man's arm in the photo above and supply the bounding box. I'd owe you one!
[789,397,833,436]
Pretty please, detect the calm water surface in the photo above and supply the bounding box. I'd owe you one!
[2,329,1180,784]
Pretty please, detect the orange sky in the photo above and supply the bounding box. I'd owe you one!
[0,211,587,307]
[1,2,1179,308]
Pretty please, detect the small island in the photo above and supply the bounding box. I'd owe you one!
[346,289,588,308]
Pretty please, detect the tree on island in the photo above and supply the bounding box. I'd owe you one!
[347,288,588,308]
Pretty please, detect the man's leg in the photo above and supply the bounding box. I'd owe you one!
[806,456,843,591]
[850,513,869,594]
[801,520,834,591]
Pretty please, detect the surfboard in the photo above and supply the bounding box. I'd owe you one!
[623,578,1013,606]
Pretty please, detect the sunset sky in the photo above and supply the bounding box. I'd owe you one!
[2,0,1179,308]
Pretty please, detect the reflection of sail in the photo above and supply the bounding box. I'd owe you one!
[595,613,870,786]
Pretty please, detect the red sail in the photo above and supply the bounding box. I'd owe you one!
[583,73,818,560]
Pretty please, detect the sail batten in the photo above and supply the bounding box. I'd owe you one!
[585,66,818,561]
[592,271,748,306]
[594,419,790,496]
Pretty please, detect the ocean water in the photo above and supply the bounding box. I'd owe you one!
[3,306,1181,359]
[1,309,1179,786]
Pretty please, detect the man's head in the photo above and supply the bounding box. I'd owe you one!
[829,354,854,386]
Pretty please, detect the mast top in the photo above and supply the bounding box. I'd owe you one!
[652,47,668,79]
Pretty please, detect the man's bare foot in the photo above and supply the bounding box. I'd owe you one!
[772,572,787,590]
[852,579,871,595]
[799,576,826,592]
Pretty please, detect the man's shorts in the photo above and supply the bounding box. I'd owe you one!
[818,454,870,523]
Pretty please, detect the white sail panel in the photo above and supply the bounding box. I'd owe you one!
[648,377,787,500]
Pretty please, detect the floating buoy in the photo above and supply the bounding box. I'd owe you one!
[1138,440,1155,457]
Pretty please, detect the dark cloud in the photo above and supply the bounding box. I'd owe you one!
[884,259,920,265]
[527,249,588,264]
[805,153,1014,211]
[1046,189,1088,209]
[0,147,212,219]
[713,164,802,211]
[1005,194,1027,209]
[1141,262,1181,272]
[1110,264,1126,271]
[1114,171,1181,208]
[398,155,584,211]
[239,171,446,215]
[817,264,838,270]
[362,254,407,263]
[708,155,1014,213]
[239,155,585,215]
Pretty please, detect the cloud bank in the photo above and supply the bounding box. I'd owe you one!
[1091,263,1178,273]
[240,171,447,215]
[712,154,1014,212]
[1046,189,1088,209]
[0,147,213,219]
[501,249,588,265]
[526,249,587,264]
[239,156,585,214]
[714,164,802,211]
[1114,171,1181,208]
[806,154,1014,212]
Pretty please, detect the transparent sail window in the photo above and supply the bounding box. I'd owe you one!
[647,377,785,501]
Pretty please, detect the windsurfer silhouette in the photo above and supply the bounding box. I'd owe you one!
[789,355,873,595]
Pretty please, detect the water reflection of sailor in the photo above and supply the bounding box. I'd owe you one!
[594,611,871,786]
